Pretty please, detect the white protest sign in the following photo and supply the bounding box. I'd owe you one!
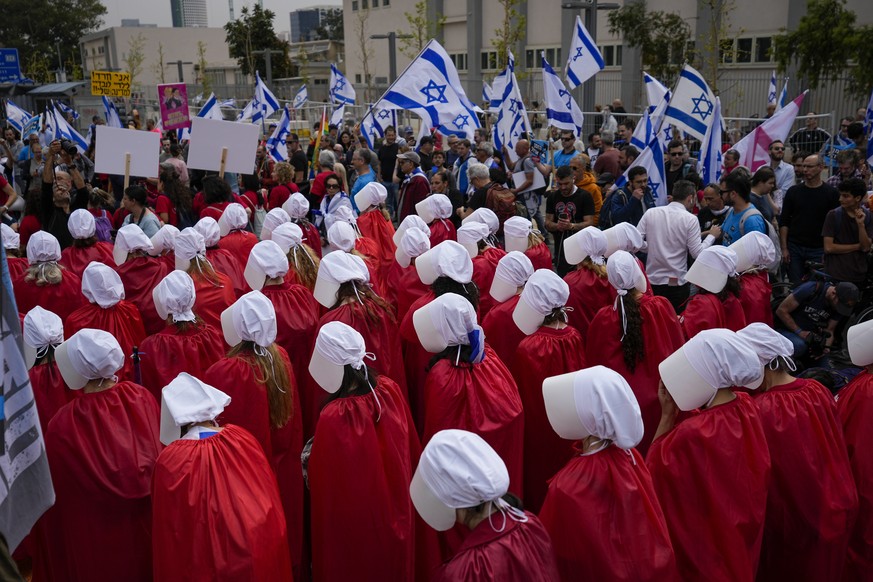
[186,117,259,176]
[94,125,160,178]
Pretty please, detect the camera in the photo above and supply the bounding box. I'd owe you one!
[59,138,78,156]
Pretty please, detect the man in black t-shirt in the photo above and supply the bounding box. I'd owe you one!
[698,183,729,236]
[285,133,310,189]
[377,126,400,216]
[775,280,859,359]
[545,166,595,276]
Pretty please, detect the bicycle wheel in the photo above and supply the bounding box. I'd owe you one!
[842,304,873,346]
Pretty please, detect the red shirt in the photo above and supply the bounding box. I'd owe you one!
[268,182,299,211]
[155,195,177,226]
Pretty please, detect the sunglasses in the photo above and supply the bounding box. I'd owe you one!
[669,152,683,156]
[326,183,341,190]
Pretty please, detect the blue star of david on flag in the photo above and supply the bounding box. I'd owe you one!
[333,77,346,92]
[648,178,660,199]
[768,90,776,103]
[453,114,470,130]
[377,109,391,120]
[420,80,449,104]
[558,89,572,110]
[691,92,714,121]
[509,98,521,115]
[573,47,584,61]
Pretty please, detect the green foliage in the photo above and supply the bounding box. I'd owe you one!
[492,0,526,72]
[313,8,344,41]
[773,0,873,98]
[124,34,146,91]
[224,5,293,78]
[607,1,693,84]
[197,41,211,95]
[399,0,445,59]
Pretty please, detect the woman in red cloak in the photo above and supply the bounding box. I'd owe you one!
[504,216,552,271]
[561,227,616,337]
[387,215,431,309]
[2,224,27,282]
[270,221,322,292]
[586,251,684,457]
[39,329,161,582]
[112,224,172,334]
[648,329,771,582]
[354,181,397,282]
[16,231,86,325]
[193,217,247,297]
[327,219,385,298]
[65,262,146,382]
[838,320,873,581]
[59,209,114,274]
[737,323,857,581]
[23,307,73,434]
[416,193,457,247]
[139,271,225,400]
[681,245,746,338]
[283,192,323,259]
[153,373,293,582]
[411,429,559,582]
[307,321,421,582]
[509,269,586,511]
[730,231,777,326]
[392,227,431,324]
[205,291,304,580]
[147,224,180,271]
[482,251,534,365]
[458,221,505,317]
[174,228,236,331]
[216,202,258,268]
[539,367,679,581]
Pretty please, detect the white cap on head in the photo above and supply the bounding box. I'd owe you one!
[396,228,431,268]
[27,231,61,264]
[686,246,738,294]
[55,328,125,390]
[413,292,482,354]
[333,204,357,225]
[159,373,231,445]
[282,192,310,219]
[174,228,207,271]
[394,214,430,247]
[244,240,290,291]
[149,224,180,256]
[261,208,290,241]
[1,223,19,251]
[313,250,369,308]
[603,222,644,257]
[327,221,358,253]
[503,217,533,254]
[410,429,510,531]
[513,269,570,335]
[415,240,474,285]
[543,366,644,449]
[193,217,220,247]
[354,181,387,212]
[737,322,794,367]
[463,208,499,235]
[659,328,764,411]
[218,203,249,236]
[847,319,873,367]
[270,222,304,255]
[416,194,452,224]
[730,231,777,273]
[564,226,607,266]
[81,261,125,308]
[153,270,197,323]
[68,209,96,239]
[607,251,647,294]
[113,224,153,266]
[490,251,534,302]
[220,291,277,348]
[308,321,369,393]
[456,222,490,258]
[23,306,63,370]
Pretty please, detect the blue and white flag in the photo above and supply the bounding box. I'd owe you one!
[4,100,31,133]
[482,81,492,105]
[330,104,345,127]
[266,106,291,162]
[542,53,583,137]
[614,136,667,206]
[360,104,397,149]
[293,85,308,109]
[864,88,873,166]
[630,109,654,150]
[489,52,514,112]
[776,78,788,111]
[177,93,224,141]
[238,71,280,124]
[767,71,778,108]
[330,64,356,106]
[493,56,531,156]
[663,64,716,142]
[46,103,87,153]
[698,96,723,185]
[361,39,480,140]
[644,72,670,114]
[21,115,41,141]
[56,101,79,120]
[219,98,235,108]
[565,15,604,90]
[102,95,124,128]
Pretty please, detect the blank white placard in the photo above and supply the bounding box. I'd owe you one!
[94,125,161,178]
[186,117,260,175]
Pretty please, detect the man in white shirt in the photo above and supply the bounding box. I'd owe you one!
[637,180,720,313]
[767,140,794,212]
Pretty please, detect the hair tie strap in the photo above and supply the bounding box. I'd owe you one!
[613,291,629,340]
[360,352,382,422]
[254,343,285,393]
[487,497,529,533]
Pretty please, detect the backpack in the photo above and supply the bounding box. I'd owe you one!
[94,210,113,242]
[176,207,197,230]
[598,188,627,230]
[738,206,781,273]
[249,189,267,238]
[486,183,525,226]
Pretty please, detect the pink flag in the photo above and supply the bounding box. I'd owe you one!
[733,91,807,172]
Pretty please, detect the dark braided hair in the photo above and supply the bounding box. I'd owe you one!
[620,292,645,373]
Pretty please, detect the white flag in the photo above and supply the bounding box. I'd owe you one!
[565,15,604,89]
[663,64,717,141]
[698,97,723,185]
[644,72,670,114]
[329,64,356,106]
[767,71,777,108]
[4,100,31,133]
[293,85,308,109]
[733,91,808,172]
[542,53,583,137]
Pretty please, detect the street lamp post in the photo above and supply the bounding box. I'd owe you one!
[370,32,414,84]
[172,60,194,83]
[252,49,285,85]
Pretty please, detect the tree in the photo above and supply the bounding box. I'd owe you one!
[607,1,693,85]
[154,43,167,84]
[399,0,445,59]
[313,8,344,41]
[124,34,146,93]
[773,0,873,98]
[196,41,211,95]
[491,0,526,72]
[354,9,375,102]
[224,5,293,79]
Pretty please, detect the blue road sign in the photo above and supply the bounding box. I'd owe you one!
[0,49,22,83]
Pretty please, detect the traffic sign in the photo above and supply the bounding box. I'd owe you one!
[0,49,22,83]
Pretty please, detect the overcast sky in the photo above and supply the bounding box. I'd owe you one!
[98,0,340,33]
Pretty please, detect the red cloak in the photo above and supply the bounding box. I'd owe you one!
[65,300,147,382]
[296,221,323,259]
[309,376,420,582]
[59,241,115,275]
[354,241,387,298]
[261,281,322,439]
[433,512,560,582]
[680,292,727,339]
[510,326,586,511]
[14,272,87,327]
[205,247,248,297]
[114,256,171,335]
[29,361,74,435]
[722,294,747,332]
[207,350,304,580]
[525,242,553,271]
[428,218,457,247]
[835,370,873,581]
[319,301,407,394]
[647,393,771,582]
[473,247,507,317]
[563,267,616,337]
[754,378,857,582]
[191,272,236,331]
[217,230,259,268]
[539,444,679,582]
[151,425,293,582]
[39,382,161,582]
[7,256,27,283]
[586,294,685,457]
[393,264,429,324]
[400,290,438,434]
[739,270,773,326]
[138,323,225,401]
[481,295,526,365]
[356,209,397,281]
[423,345,525,495]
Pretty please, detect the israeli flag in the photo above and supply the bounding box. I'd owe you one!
[644,72,670,114]
[663,64,716,142]
[21,115,41,140]
[767,71,777,108]
[46,103,87,154]
[330,64,356,106]
[493,57,531,156]
[489,52,514,112]
[330,104,345,127]
[776,78,788,111]
[862,89,873,166]
[102,95,124,128]
[177,93,224,141]
[238,71,280,124]
[362,39,480,140]
[482,81,492,105]
[266,106,291,162]
[542,53,583,137]
[219,98,235,108]
[293,85,308,109]
[56,101,79,120]
[698,96,723,185]
[614,136,667,206]
[360,105,397,149]
[630,109,654,150]
[565,15,605,90]
[4,100,31,133]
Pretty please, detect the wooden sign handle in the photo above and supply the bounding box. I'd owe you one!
[123,152,131,191]
[219,147,228,179]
